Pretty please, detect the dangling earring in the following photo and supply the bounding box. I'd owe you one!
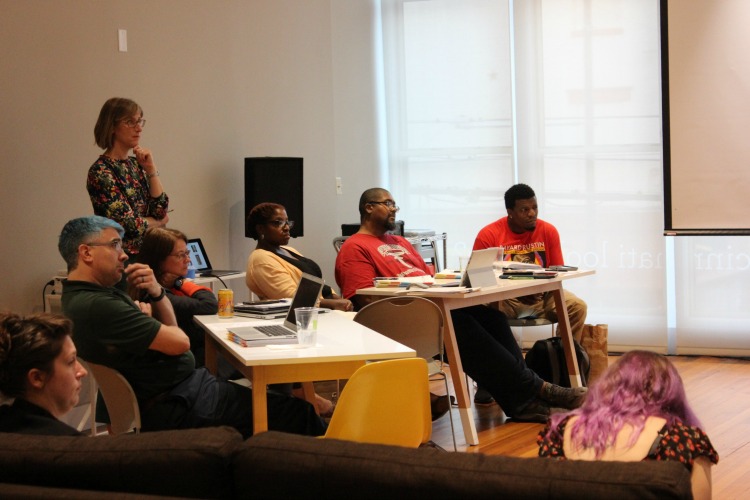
[260,233,265,241]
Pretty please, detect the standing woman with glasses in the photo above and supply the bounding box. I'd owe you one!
[88,97,169,259]
[138,227,217,368]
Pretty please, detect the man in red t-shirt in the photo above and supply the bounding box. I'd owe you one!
[472,183,588,406]
[334,188,587,422]
[473,183,587,338]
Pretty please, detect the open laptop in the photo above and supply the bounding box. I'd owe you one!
[186,238,240,277]
[460,247,501,288]
[227,273,324,345]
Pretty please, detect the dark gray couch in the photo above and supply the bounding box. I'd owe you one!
[0,427,692,499]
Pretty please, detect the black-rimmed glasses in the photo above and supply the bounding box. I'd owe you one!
[267,220,295,229]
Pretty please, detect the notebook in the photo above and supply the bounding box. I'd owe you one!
[186,238,240,277]
[460,248,501,288]
[227,273,324,346]
[235,299,291,319]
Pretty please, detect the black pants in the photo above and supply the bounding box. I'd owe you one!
[142,368,326,438]
[451,305,543,416]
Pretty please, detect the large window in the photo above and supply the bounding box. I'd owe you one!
[379,0,750,353]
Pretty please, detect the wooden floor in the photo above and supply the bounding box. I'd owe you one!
[423,355,750,499]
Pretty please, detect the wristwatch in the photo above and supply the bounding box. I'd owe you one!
[148,287,167,303]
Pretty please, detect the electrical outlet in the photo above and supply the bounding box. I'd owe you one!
[335,177,343,195]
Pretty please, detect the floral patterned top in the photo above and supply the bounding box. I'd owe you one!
[87,155,169,255]
[538,416,719,472]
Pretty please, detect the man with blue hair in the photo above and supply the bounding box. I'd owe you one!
[59,215,325,437]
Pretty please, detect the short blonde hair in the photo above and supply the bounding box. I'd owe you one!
[93,97,142,150]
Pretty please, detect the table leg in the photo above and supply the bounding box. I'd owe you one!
[550,287,582,388]
[440,306,479,446]
[252,367,269,434]
[204,332,218,375]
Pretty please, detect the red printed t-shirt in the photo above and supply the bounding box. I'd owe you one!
[473,217,563,268]
[335,233,430,299]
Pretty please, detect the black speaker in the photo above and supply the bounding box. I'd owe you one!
[244,157,303,238]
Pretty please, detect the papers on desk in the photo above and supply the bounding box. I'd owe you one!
[373,276,435,288]
[434,271,462,280]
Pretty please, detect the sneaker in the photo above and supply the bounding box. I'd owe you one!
[539,382,587,409]
[473,387,496,407]
[510,398,566,423]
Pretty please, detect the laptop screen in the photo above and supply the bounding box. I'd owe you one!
[186,239,213,272]
[283,273,325,329]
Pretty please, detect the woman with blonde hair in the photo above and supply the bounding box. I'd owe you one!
[538,350,718,500]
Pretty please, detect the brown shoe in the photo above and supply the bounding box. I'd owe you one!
[430,393,452,421]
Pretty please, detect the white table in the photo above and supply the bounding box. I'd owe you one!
[357,269,595,446]
[193,272,250,303]
[194,311,415,434]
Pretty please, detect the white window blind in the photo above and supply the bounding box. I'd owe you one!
[379,0,750,354]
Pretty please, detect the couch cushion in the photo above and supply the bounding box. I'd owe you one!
[235,431,692,499]
[0,426,242,499]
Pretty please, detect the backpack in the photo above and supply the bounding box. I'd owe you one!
[525,336,590,388]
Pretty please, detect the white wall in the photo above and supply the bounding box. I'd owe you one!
[0,0,383,313]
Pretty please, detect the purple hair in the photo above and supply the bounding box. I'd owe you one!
[543,350,701,458]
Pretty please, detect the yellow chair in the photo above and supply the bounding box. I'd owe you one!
[323,358,431,448]
[354,296,457,450]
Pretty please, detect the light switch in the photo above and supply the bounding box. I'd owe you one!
[118,29,127,52]
[335,177,343,195]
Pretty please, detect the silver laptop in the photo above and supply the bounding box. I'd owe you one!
[460,248,501,288]
[227,273,324,345]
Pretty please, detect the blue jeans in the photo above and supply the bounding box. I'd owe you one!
[142,368,326,438]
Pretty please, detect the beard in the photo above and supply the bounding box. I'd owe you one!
[384,218,396,232]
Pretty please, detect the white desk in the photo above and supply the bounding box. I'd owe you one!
[194,311,415,434]
[358,269,595,446]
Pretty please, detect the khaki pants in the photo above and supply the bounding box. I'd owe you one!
[496,289,588,343]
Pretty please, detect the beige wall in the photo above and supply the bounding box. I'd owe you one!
[1,0,382,313]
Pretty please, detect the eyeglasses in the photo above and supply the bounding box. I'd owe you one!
[170,251,191,260]
[267,220,295,229]
[86,239,123,252]
[121,118,146,128]
[368,200,400,211]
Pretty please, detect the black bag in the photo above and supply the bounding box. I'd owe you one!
[525,336,590,387]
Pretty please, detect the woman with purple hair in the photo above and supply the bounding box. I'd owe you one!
[538,350,718,500]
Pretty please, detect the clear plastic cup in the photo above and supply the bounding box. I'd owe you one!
[294,307,319,347]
